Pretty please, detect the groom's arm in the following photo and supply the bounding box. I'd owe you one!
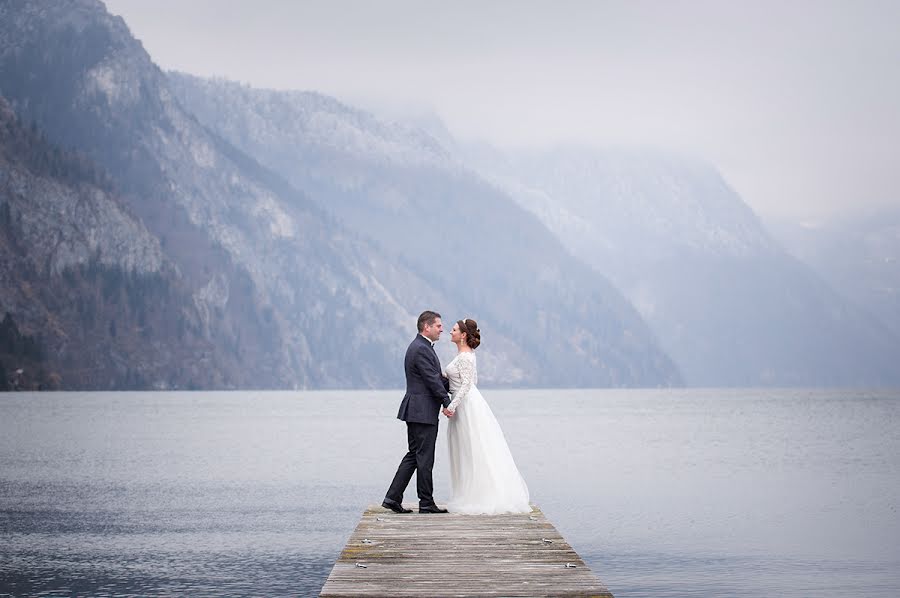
[414,349,452,408]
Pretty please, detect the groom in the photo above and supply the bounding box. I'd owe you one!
[382,310,454,514]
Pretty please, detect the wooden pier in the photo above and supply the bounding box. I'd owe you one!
[320,504,613,597]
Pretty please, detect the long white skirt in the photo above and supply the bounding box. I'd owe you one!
[447,385,531,514]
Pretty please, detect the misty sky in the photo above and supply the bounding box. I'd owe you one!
[104,0,900,222]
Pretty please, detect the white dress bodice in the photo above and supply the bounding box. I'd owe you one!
[444,351,477,412]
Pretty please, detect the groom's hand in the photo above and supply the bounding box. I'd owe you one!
[443,408,455,417]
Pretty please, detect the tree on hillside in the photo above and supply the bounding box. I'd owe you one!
[0,359,9,391]
[0,201,10,228]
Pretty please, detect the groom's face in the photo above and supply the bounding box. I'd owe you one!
[423,318,443,342]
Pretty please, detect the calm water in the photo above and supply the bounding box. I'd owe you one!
[1,389,898,597]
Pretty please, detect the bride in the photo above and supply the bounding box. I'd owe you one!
[443,319,530,514]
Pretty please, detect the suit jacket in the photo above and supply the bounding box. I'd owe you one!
[397,334,452,425]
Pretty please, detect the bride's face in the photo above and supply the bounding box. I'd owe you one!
[450,323,463,344]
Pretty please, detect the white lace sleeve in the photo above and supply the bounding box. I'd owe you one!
[448,354,475,412]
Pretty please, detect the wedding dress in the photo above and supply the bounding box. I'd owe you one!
[444,351,531,514]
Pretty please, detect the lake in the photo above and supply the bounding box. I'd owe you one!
[1,389,898,597]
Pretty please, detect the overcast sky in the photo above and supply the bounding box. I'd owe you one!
[105,0,900,222]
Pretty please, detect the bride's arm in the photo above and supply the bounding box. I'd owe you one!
[447,356,475,412]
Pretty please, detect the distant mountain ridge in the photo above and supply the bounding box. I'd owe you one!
[460,143,900,386]
[0,0,680,388]
[768,209,900,340]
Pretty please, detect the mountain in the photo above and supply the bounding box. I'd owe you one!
[0,0,445,389]
[459,143,900,387]
[0,94,230,389]
[768,208,900,339]
[0,0,680,388]
[165,72,681,387]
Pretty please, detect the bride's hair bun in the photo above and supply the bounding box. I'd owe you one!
[458,318,481,349]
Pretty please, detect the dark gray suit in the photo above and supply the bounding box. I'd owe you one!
[384,334,452,508]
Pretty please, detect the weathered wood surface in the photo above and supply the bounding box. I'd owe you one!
[320,504,613,597]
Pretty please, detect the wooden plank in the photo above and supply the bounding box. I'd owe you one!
[320,504,613,597]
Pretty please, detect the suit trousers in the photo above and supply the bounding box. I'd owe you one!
[385,421,440,507]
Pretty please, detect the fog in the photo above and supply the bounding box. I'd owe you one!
[105,0,900,221]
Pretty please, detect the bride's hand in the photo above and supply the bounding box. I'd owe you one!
[443,407,455,417]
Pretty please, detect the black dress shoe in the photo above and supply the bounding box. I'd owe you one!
[418,505,448,513]
[381,500,412,514]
